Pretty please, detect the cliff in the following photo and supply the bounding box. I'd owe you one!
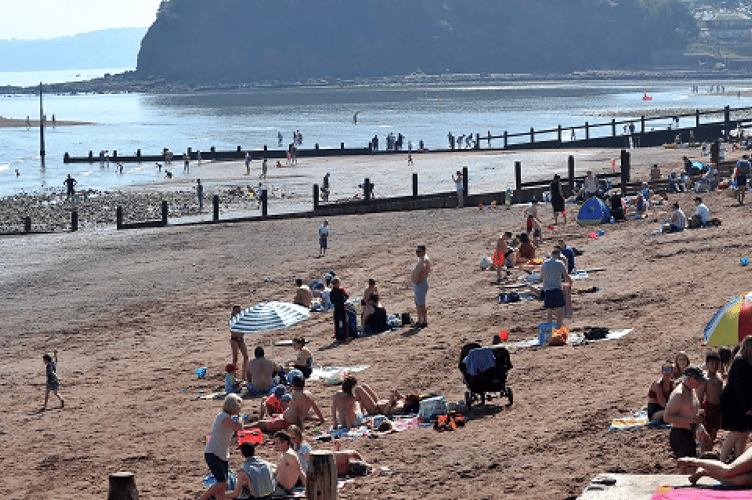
[133,0,696,83]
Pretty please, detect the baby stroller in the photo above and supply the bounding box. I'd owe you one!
[458,343,513,409]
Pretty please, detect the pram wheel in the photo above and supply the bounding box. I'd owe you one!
[464,391,472,410]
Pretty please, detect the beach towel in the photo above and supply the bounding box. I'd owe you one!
[309,365,370,383]
[507,328,633,348]
[286,478,355,498]
[650,486,752,499]
[463,348,497,376]
[609,410,669,431]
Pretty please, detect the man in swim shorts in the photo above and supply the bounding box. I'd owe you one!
[540,248,572,328]
[249,376,324,433]
[664,365,710,472]
[245,347,283,396]
[411,245,431,328]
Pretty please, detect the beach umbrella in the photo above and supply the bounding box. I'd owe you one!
[229,301,309,335]
[703,292,752,346]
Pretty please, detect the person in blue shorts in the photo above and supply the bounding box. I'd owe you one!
[540,248,572,328]
[318,220,329,257]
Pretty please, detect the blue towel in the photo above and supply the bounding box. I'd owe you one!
[463,348,496,376]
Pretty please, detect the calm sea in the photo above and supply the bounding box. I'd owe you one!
[0,70,747,199]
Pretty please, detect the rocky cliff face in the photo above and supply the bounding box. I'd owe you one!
[136,0,697,83]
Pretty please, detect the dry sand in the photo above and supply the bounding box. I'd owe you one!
[1,146,750,499]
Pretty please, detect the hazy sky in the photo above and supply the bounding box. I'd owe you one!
[1,0,163,40]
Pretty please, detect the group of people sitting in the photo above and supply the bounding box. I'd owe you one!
[646,338,752,487]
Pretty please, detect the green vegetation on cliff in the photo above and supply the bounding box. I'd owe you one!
[136,0,697,82]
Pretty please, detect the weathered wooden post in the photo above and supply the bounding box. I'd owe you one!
[213,195,220,221]
[530,127,535,144]
[568,156,575,197]
[696,109,701,128]
[620,149,630,197]
[261,190,268,218]
[503,131,508,148]
[113,150,118,158]
[313,184,320,210]
[161,201,168,226]
[116,206,123,230]
[641,116,646,134]
[611,119,616,137]
[24,216,31,233]
[412,174,418,198]
[306,451,337,500]
[71,210,78,232]
[557,125,562,143]
[107,471,139,500]
[724,105,731,141]
[341,142,345,150]
[136,149,141,160]
[514,161,522,192]
[364,178,371,201]
[462,166,468,200]
[585,122,589,141]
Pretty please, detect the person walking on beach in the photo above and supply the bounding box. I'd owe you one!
[41,350,64,410]
[196,179,204,211]
[63,174,77,201]
[736,155,750,205]
[261,158,268,180]
[245,151,252,175]
[452,170,464,208]
[411,245,431,328]
[550,174,566,225]
[318,220,329,257]
[183,153,190,174]
[541,247,571,328]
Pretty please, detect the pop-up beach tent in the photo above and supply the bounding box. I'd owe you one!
[577,198,611,226]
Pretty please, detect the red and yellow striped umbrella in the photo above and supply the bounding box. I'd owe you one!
[703,293,752,346]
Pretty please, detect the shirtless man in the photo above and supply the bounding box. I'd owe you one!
[333,440,373,477]
[332,376,361,428]
[272,431,306,494]
[351,377,405,416]
[245,347,283,396]
[664,365,710,473]
[695,352,723,453]
[411,245,431,328]
[293,278,313,309]
[362,279,378,306]
[250,375,324,432]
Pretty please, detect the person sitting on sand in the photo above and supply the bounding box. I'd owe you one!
[646,361,675,422]
[679,448,752,487]
[350,377,407,416]
[293,279,313,309]
[664,366,710,472]
[245,347,284,396]
[696,351,723,454]
[288,425,312,474]
[289,337,313,378]
[361,278,378,306]
[227,442,275,499]
[248,375,325,433]
[650,164,662,180]
[271,431,306,495]
[362,294,388,335]
[332,440,374,477]
[661,202,686,233]
[515,233,536,264]
[332,376,362,428]
[259,385,288,419]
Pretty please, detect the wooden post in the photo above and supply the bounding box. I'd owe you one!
[611,119,616,137]
[306,451,337,500]
[364,178,371,201]
[108,471,139,500]
[161,201,168,226]
[696,109,700,128]
[585,122,589,140]
[24,216,31,233]
[71,210,78,232]
[39,83,45,166]
[412,173,418,198]
[261,190,268,218]
[503,131,508,148]
[568,156,575,197]
[557,125,562,143]
[116,206,123,230]
[620,150,630,197]
[530,127,535,144]
[641,116,646,134]
[313,184,319,210]
[514,161,522,191]
[724,106,731,140]
[462,166,468,199]
[475,133,480,149]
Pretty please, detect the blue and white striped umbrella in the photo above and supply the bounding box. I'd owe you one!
[229,301,309,334]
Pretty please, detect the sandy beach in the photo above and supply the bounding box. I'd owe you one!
[0,116,91,128]
[0,144,748,499]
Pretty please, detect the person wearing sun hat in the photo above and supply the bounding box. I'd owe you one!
[664,365,710,472]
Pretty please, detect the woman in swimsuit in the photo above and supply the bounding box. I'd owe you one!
[673,351,690,380]
[289,337,313,378]
[647,361,675,422]
[229,305,249,376]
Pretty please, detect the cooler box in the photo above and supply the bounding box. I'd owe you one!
[238,429,263,445]
[419,396,447,422]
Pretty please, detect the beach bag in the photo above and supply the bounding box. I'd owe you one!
[419,396,447,422]
[548,326,569,346]
[401,312,412,326]
[498,292,520,304]
[479,256,493,270]
[538,322,554,345]
[584,327,609,341]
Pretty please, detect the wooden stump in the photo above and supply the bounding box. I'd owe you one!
[107,471,139,500]
[306,451,337,500]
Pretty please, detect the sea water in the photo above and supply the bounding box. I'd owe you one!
[0,76,747,198]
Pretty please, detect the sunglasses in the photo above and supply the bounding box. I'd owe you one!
[662,368,674,373]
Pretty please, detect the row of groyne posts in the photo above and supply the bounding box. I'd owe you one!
[9,150,654,234]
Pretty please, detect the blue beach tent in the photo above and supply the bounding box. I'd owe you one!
[577,198,611,226]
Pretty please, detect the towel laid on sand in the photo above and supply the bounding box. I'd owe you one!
[651,485,752,499]
[508,328,633,348]
[309,365,370,382]
[609,410,669,431]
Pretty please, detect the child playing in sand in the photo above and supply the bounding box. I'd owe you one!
[673,351,690,380]
[42,350,64,410]
[493,234,515,283]
[696,352,723,453]
[524,199,543,246]
[258,385,289,419]
[225,363,242,394]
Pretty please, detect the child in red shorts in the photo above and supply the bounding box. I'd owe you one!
[697,351,723,453]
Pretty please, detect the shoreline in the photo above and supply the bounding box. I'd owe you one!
[0,117,92,128]
[0,146,701,233]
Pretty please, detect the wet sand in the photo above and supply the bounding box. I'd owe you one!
[0,117,92,128]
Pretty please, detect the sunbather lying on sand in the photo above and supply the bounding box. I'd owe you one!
[350,377,406,416]
[333,440,373,477]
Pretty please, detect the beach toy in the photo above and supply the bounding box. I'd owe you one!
[238,429,263,445]
[498,329,509,342]
[203,470,237,490]
[596,229,605,236]
[589,232,597,239]
[742,257,750,267]
[547,225,555,230]
[195,366,207,379]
